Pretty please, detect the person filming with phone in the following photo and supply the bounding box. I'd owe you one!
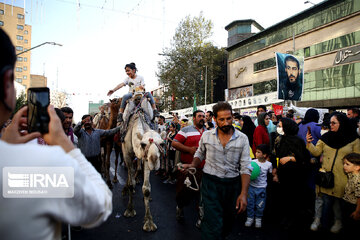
[0,29,112,240]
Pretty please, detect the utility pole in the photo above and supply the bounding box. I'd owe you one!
[204,66,207,108]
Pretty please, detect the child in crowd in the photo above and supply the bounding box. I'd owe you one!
[342,153,360,236]
[164,122,178,184]
[245,144,277,228]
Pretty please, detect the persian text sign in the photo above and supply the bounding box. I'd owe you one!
[333,45,360,65]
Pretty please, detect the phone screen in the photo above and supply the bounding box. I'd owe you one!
[27,87,50,133]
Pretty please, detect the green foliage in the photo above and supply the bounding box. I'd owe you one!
[13,91,27,117]
[157,13,226,111]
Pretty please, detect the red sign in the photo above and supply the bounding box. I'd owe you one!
[272,104,283,115]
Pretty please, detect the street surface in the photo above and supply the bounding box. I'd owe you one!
[71,151,337,240]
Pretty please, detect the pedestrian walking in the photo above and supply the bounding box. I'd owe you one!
[182,102,251,240]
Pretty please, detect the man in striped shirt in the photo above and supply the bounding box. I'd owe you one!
[172,110,206,225]
[182,102,251,240]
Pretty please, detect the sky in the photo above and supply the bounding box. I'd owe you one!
[5,0,322,121]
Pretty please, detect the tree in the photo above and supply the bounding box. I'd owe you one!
[13,92,27,117]
[50,90,67,109]
[157,13,225,111]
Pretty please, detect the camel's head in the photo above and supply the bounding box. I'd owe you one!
[139,130,165,171]
[108,98,121,115]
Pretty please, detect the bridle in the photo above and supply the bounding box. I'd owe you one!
[144,138,165,160]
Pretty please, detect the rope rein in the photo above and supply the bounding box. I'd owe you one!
[177,163,199,191]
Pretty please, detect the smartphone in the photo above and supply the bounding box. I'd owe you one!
[307,126,311,135]
[27,87,50,133]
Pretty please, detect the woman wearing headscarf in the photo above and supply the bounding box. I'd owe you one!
[297,109,322,227]
[298,109,321,145]
[274,118,311,229]
[252,113,270,153]
[306,112,360,233]
[240,115,256,146]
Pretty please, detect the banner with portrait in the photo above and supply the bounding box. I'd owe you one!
[228,85,253,101]
[275,52,304,101]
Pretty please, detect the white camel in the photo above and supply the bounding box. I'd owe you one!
[121,93,165,232]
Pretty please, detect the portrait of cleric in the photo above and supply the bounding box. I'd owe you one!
[276,53,304,101]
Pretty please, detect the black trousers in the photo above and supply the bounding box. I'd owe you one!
[86,155,101,174]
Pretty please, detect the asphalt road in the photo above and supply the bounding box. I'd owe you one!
[70,151,339,240]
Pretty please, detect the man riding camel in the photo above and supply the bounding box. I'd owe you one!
[107,62,158,122]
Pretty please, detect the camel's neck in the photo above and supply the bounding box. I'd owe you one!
[108,108,119,129]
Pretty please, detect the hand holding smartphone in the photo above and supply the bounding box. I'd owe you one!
[27,87,50,133]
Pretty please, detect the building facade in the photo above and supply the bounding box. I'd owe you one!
[0,3,31,90]
[30,74,47,88]
[226,0,360,111]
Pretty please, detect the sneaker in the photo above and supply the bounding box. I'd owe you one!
[255,218,262,228]
[117,112,123,122]
[244,217,254,227]
[330,220,342,234]
[176,206,184,221]
[195,218,201,229]
[310,218,321,231]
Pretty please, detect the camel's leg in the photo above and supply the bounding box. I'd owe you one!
[123,153,136,217]
[118,142,124,167]
[142,162,157,232]
[113,143,121,183]
[134,157,142,184]
[105,142,113,189]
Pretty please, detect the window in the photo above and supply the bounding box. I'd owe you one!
[16,67,22,72]
[254,58,276,72]
[24,30,28,35]
[23,75,27,79]
[23,66,27,71]
[17,14,24,19]
[16,35,24,40]
[253,79,277,95]
[24,57,27,62]
[15,78,22,83]
[17,57,23,62]
[17,25,24,30]
[24,39,28,43]
[0,21,4,26]
[304,47,310,58]
[16,46,23,51]
[0,9,4,15]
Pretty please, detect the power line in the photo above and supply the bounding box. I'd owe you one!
[55,0,176,24]
[127,0,144,15]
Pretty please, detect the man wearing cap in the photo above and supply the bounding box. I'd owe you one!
[172,110,206,227]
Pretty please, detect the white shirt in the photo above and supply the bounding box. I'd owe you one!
[123,75,145,93]
[250,159,273,188]
[0,140,112,240]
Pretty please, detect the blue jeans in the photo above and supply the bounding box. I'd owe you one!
[120,92,155,109]
[321,193,342,227]
[247,185,266,218]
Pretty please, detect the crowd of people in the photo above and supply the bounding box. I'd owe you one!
[1,27,360,240]
[153,104,360,239]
